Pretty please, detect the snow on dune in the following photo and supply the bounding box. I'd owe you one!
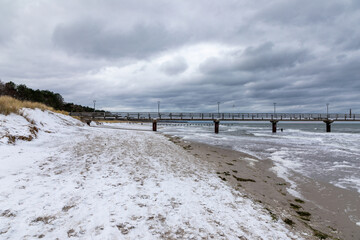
[92,121,152,131]
[0,108,83,144]
[0,109,302,239]
[0,109,85,178]
[0,112,32,144]
[21,108,84,131]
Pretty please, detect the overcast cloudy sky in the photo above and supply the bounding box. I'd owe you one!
[1,0,359,113]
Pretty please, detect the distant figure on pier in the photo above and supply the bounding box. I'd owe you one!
[281,128,283,132]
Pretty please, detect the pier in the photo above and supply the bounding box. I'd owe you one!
[70,112,360,133]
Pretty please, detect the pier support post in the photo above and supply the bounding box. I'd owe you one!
[152,119,157,132]
[323,120,334,132]
[214,119,220,134]
[270,120,279,133]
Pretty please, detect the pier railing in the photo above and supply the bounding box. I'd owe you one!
[70,112,359,121]
[70,112,360,133]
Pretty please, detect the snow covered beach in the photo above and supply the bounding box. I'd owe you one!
[0,109,303,239]
[0,109,357,239]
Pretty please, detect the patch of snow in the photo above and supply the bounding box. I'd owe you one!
[333,176,360,193]
[0,113,32,144]
[270,150,304,199]
[0,109,84,178]
[99,121,152,131]
[243,157,258,167]
[20,108,84,132]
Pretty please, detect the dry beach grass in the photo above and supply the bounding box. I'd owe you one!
[0,96,71,144]
[0,96,53,115]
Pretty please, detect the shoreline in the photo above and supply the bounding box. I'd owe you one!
[165,135,360,239]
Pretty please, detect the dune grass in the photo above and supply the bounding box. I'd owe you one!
[53,109,70,115]
[0,96,54,115]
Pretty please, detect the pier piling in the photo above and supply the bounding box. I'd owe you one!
[214,119,220,134]
[270,120,279,133]
[323,120,334,132]
[152,119,157,131]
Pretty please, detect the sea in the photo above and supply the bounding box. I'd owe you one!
[159,121,360,195]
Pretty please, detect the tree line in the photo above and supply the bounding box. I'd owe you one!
[0,81,103,112]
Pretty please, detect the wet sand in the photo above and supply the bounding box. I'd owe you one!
[167,135,360,240]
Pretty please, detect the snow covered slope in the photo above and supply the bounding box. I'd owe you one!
[0,109,304,239]
[0,109,84,177]
[0,108,83,144]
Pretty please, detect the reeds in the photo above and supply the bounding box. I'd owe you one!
[0,96,54,115]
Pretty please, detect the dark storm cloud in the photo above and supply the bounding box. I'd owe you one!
[53,19,188,59]
[239,43,311,71]
[257,0,346,25]
[1,0,360,113]
[197,41,360,112]
[340,32,360,51]
[200,42,310,74]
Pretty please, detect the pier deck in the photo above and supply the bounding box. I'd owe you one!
[70,112,360,133]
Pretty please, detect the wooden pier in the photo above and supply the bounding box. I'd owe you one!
[70,112,360,133]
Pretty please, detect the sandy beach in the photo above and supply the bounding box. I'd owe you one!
[166,135,360,239]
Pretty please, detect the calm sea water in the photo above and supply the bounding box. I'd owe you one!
[160,122,360,194]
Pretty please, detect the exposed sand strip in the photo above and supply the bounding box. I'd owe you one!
[167,136,360,239]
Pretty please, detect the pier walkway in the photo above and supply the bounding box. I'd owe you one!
[70,112,360,133]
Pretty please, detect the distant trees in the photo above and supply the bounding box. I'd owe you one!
[62,103,95,112]
[1,81,17,98]
[0,80,102,112]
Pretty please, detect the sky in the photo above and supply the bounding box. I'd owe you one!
[0,0,359,113]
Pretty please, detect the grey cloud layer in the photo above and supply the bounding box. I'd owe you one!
[200,42,311,74]
[160,57,188,75]
[0,0,359,112]
[53,20,189,59]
